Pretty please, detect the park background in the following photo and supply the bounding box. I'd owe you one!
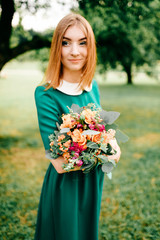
[0,1,160,239]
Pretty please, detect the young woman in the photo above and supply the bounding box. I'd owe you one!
[34,13,104,240]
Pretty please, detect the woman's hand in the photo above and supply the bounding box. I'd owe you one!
[50,156,81,174]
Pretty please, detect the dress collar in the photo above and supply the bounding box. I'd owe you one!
[56,79,92,96]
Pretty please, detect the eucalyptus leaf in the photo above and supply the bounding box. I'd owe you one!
[101,162,114,173]
[100,110,120,124]
[70,104,82,113]
[106,172,112,179]
[97,155,108,163]
[56,122,60,130]
[82,130,100,135]
[108,159,116,166]
[60,128,70,133]
[87,141,99,149]
[105,123,118,131]
[54,130,58,135]
[115,129,129,143]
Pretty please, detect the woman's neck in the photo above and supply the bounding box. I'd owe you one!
[61,70,81,83]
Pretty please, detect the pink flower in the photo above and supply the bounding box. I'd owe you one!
[69,142,86,154]
[74,152,80,158]
[89,124,96,130]
[97,124,105,132]
[77,123,83,128]
[76,159,83,167]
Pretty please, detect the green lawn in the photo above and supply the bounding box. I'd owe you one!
[0,61,160,240]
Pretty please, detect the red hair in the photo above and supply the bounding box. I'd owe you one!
[44,13,96,90]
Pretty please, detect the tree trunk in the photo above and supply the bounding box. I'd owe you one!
[0,0,15,47]
[123,64,133,84]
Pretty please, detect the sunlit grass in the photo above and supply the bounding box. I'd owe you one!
[0,61,160,239]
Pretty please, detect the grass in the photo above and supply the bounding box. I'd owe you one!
[0,61,160,240]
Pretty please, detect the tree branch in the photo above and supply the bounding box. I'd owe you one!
[10,35,51,59]
[0,35,51,70]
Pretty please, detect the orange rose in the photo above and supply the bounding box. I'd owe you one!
[92,133,102,144]
[81,109,96,124]
[60,114,76,129]
[78,136,87,146]
[71,129,87,145]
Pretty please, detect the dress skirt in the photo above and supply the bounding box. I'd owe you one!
[34,163,104,240]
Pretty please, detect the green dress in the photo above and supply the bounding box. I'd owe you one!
[34,80,104,240]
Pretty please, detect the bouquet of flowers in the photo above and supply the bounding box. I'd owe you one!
[49,103,128,179]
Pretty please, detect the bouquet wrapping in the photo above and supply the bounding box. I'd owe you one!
[49,103,128,178]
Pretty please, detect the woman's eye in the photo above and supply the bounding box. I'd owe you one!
[80,41,87,46]
[62,41,69,46]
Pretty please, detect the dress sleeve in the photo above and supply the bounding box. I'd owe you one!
[34,86,60,152]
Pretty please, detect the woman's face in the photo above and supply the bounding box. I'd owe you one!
[61,25,88,75]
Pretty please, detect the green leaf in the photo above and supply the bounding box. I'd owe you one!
[87,141,99,149]
[82,130,100,135]
[100,144,107,153]
[97,155,108,163]
[82,161,97,173]
[101,162,114,173]
[115,129,129,143]
[60,128,70,133]
[80,114,85,120]
[105,123,118,131]
[100,110,120,124]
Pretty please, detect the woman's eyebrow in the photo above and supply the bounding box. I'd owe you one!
[63,37,87,41]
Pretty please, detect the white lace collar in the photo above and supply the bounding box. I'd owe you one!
[56,79,92,96]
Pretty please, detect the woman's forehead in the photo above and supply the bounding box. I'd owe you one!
[63,24,87,39]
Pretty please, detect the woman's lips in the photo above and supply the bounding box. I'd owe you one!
[69,59,82,63]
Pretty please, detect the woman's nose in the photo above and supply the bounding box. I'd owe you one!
[71,43,79,56]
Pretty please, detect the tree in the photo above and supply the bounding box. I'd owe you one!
[0,0,51,71]
[77,0,160,84]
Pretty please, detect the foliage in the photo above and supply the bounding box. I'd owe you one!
[77,0,160,84]
[10,24,52,71]
[0,0,51,71]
